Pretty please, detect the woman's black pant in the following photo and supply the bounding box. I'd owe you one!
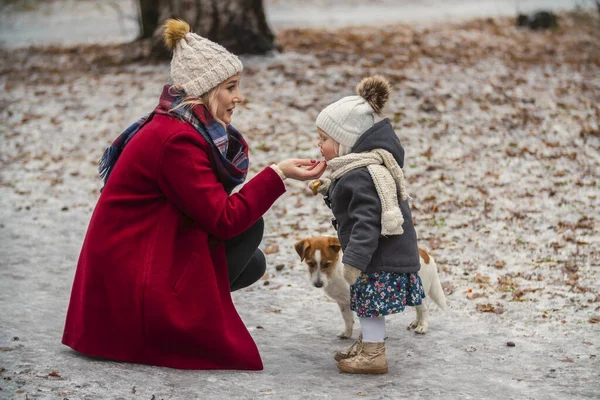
[225,218,266,292]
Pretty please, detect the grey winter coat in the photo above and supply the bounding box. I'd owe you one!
[326,118,420,274]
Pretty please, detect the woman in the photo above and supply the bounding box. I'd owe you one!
[62,19,326,371]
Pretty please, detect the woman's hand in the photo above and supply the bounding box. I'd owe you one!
[277,159,326,181]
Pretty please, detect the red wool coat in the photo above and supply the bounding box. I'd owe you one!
[62,113,286,370]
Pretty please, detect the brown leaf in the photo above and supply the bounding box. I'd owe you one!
[48,370,61,377]
[429,237,442,250]
[559,357,574,363]
[421,146,433,160]
[589,316,600,324]
[588,294,600,303]
[261,273,272,280]
[474,273,491,284]
[467,292,486,300]
[476,303,504,314]
[494,260,506,269]
[264,245,279,255]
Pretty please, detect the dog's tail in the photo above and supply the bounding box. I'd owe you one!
[421,255,447,311]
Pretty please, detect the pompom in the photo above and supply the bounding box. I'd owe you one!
[382,208,404,234]
[163,19,190,51]
[356,75,390,114]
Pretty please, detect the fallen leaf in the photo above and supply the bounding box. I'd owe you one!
[588,294,600,303]
[476,303,504,314]
[474,273,490,284]
[589,317,600,324]
[264,245,279,255]
[48,370,61,377]
[428,237,442,250]
[467,292,486,300]
[559,357,574,362]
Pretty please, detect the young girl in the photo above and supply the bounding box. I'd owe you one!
[311,76,424,374]
[62,19,325,371]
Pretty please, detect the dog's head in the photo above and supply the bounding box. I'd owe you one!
[294,236,341,288]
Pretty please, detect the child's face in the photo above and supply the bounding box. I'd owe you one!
[317,128,337,161]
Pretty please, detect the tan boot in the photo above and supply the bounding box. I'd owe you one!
[337,342,388,374]
[334,334,363,362]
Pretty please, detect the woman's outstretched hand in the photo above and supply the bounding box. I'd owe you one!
[277,159,326,181]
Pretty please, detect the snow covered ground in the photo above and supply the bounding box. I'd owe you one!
[1,1,599,399]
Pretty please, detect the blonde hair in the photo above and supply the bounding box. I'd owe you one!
[168,84,226,128]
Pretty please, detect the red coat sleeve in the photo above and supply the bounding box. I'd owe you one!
[157,130,286,240]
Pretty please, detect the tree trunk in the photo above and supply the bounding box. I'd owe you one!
[139,0,161,39]
[138,0,276,59]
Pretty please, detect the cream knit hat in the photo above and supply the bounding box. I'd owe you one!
[164,19,243,98]
[316,76,390,148]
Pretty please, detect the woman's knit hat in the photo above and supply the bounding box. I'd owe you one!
[316,76,390,148]
[164,19,243,98]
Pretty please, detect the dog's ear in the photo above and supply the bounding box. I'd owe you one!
[294,239,310,261]
[327,236,341,253]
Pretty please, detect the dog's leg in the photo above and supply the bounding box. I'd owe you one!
[407,304,429,334]
[337,303,354,339]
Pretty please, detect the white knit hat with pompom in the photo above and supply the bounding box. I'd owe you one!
[316,76,390,148]
[163,19,243,98]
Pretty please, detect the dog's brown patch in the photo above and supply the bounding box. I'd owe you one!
[294,236,341,278]
[418,248,430,264]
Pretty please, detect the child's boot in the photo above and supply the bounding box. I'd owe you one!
[333,334,363,362]
[337,341,387,374]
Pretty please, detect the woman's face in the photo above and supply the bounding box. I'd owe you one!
[212,74,243,126]
[317,128,338,161]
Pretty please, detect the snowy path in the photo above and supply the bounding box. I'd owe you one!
[1,2,599,400]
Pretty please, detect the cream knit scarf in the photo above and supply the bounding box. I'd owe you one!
[314,149,410,236]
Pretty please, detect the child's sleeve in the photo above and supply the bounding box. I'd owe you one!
[339,171,382,271]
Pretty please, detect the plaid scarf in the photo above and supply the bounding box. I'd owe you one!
[99,85,249,193]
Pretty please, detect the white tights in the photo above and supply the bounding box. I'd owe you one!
[359,316,386,343]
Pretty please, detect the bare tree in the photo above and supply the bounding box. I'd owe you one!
[138,0,276,58]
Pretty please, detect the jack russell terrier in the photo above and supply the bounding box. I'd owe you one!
[294,236,447,338]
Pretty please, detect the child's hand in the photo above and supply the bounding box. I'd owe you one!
[277,159,326,181]
[343,264,362,285]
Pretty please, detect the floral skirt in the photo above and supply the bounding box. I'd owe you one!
[350,272,425,318]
